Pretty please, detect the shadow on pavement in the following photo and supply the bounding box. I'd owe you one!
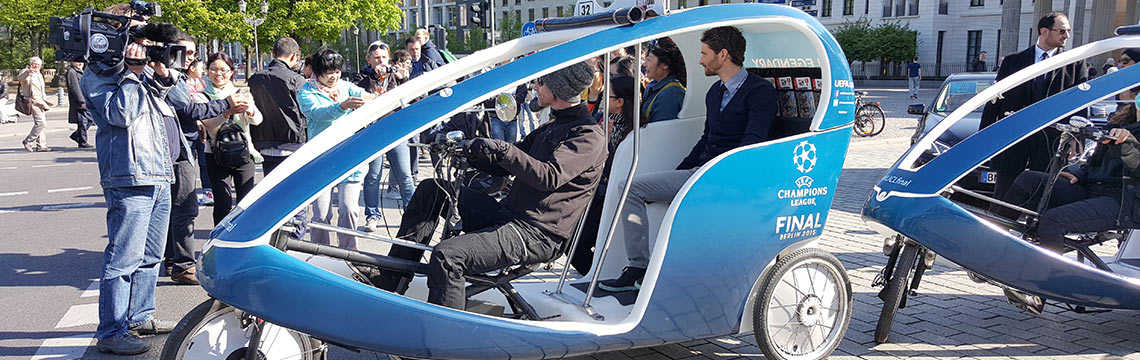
[0,248,102,290]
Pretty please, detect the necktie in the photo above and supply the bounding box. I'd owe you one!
[1034,52,1050,99]
[714,82,728,111]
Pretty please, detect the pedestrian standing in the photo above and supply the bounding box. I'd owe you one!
[415,28,446,68]
[66,62,94,148]
[971,51,988,72]
[298,48,368,249]
[354,43,417,232]
[907,57,921,99]
[200,52,264,225]
[19,56,52,152]
[185,60,206,96]
[0,75,12,124]
[1104,57,1118,75]
[249,37,307,176]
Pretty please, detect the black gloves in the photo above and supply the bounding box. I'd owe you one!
[466,138,511,162]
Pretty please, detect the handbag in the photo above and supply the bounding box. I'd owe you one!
[14,86,32,116]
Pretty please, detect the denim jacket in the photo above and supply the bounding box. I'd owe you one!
[82,62,177,188]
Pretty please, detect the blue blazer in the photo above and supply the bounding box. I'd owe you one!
[677,72,777,170]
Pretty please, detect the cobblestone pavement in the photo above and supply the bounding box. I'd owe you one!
[561,86,1140,360]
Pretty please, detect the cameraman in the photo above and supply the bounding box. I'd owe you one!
[81,3,234,355]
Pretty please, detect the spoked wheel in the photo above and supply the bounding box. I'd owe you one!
[874,243,921,344]
[858,105,887,136]
[852,115,876,137]
[755,248,852,360]
[161,299,325,360]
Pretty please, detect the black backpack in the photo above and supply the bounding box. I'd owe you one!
[212,118,251,168]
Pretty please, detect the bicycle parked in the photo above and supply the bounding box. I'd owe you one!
[852,90,886,137]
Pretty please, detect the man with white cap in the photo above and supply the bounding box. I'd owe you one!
[373,61,609,310]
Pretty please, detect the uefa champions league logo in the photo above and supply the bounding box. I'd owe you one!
[793,140,817,174]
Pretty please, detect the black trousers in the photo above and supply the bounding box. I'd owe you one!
[1000,171,1121,252]
[376,179,558,309]
[205,153,257,225]
[165,158,199,273]
[70,109,91,145]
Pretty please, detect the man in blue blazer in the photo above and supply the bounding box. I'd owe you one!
[600,26,778,292]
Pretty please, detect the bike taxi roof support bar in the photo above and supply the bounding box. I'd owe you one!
[300,219,435,252]
[582,44,641,319]
[553,52,615,296]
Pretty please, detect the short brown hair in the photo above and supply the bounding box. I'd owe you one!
[700,26,745,66]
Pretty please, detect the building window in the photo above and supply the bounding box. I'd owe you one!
[556,6,563,16]
[907,0,918,15]
[843,0,853,15]
[822,0,832,16]
[502,0,507,6]
[970,0,983,6]
[882,0,892,17]
[895,0,904,16]
[966,30,982,66]
[528,8,534,21]
[865,0,869,14]
[678,0,686,8]
[542,7,548,17]
[938,0,948,14]
[515,9,521,22]
[515,0,520,5]
[459,6,467,26]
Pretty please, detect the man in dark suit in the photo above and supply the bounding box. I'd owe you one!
[599,26,778,292]
[980,12,1086,204]
[66,61,93,148]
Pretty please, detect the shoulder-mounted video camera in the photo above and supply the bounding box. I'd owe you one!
[48,0,187,70]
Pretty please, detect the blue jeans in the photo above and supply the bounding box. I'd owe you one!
[97,184,171,339]
[364,141,416,218]
[489,117,518,143]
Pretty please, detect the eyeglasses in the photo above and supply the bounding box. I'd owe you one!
[1049,27,1071,35]
[208,67,232,73]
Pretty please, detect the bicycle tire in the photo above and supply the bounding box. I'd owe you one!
[858,104,887,136]
[853,115,876,137]
[874,243,920,344]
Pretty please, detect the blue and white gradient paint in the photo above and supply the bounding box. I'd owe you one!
[199,4,855,358]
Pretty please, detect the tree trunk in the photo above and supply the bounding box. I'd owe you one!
[244,46,252,84]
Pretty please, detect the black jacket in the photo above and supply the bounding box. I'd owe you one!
[677,72,777,170]
[469,103,608,241]
[420,40,447,68]
[249,59,307,148]
[981,45,1087,173]
[1066,122,1140,224]
[66,66,89,124]
[353,65,399,95]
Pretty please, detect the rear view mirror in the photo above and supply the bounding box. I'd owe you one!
[1069,116,1092,128]
[907,104,926,115]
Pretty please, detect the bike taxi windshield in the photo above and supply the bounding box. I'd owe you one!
[933,80,992,114]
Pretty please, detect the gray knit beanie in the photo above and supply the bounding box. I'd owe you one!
[541,61,595,102]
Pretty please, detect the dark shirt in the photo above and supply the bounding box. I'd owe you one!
[469,103,609,241]
[420,40,447,68]
[249,59,307,148]
[677,73,777,170]
[908,62,921,77]
[971,60,987,72]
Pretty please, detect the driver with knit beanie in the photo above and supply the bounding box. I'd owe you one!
[374,61,609,310]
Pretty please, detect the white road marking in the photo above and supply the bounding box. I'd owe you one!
[54,303,98,328]
[42,203,102,211]
[32,163,70,168]
[30,334,93,360]
[0,166,16,170]
[80,281,99,298]
[47,186,93,193]
[0,209,19,214]
[0,191,28,197]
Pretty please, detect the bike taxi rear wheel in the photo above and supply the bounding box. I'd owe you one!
[754,248,852,360]
[874,243,920,344]
[160,299,324,360]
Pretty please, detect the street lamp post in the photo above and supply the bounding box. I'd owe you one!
[353,25,361,74]
[239,0,268,71]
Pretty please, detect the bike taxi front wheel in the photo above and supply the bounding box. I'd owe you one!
[874,243,920,344]
[754,248,852,360]
[161,299,325,360]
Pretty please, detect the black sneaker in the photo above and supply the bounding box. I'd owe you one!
[598,267,646,292]
[129,318,175,335]
[96,333,150,355]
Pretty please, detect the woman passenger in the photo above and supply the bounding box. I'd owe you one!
[641,37,686,123]
[298,49,369,249]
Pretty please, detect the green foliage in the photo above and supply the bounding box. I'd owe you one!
[498,15,521,43]
[466,27,488,52]
[832,17,916,64]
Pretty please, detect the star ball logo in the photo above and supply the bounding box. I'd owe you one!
[793,140,817,174]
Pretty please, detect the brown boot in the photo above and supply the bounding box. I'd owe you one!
[171,267,199,285]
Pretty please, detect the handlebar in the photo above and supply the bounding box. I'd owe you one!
[1051,122,1117,142]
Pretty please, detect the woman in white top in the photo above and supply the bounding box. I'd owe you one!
[199,52,263,225]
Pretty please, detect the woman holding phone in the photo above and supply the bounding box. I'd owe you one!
[200,52,263,225]
[298,48,369,249]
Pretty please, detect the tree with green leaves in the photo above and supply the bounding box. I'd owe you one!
[498,15,522,43]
